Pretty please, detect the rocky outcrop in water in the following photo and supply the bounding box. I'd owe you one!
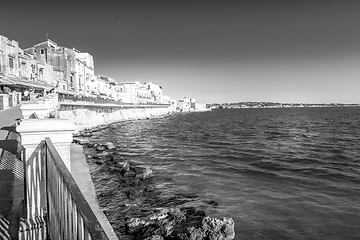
[126,208,186,238]
[177,216,235,240]
[125,208,235,240]
[105,141,116,150]
[82,139,235,240]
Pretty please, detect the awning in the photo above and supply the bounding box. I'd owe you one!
[15,80,33,88]
[56,88,77,95]
[0,78,16,85]
[3,77,54,90]
[30,81,53,90]
[0,76,55,91]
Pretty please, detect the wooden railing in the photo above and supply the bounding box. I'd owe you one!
[19,138,110,240]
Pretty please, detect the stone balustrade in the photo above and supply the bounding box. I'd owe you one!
[20,93,59,119]
[16,119,77,171]
[0,92,22,110]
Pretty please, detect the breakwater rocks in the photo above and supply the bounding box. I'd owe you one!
[58,103,172,132]
[79,137,235,240]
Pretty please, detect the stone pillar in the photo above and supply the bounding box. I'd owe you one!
[16,119,77,171]
[20,103,51,119]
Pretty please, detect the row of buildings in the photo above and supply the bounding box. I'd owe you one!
[0,34,206,110]
[0,35,171,104]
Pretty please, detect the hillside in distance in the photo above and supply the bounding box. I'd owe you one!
[207,102,360,109]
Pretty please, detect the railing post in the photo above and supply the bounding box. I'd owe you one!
[16,119,77,171]
[19,93,59,119]
[0,93,9,110]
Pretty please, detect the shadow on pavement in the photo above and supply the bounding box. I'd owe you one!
[0,139,19,155]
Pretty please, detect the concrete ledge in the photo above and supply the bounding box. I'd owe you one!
[20,103,51,119]
[70,143,118,240]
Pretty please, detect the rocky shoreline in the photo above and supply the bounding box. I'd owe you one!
[74,121,235,240]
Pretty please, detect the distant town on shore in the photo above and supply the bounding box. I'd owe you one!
[208,102,360,109]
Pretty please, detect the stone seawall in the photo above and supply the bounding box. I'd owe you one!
[57,103,173,132]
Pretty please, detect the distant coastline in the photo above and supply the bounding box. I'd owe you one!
[207,102,360,110]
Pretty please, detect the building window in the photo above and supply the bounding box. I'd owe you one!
[9,57,14,69]
[41,49,44,54]
[70,75,74,88]
[21,63,27,77]
[39,69,43,81]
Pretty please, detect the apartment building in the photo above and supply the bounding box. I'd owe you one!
[0,35,54,88]
[75,52,95,94]
[146,82,163,102]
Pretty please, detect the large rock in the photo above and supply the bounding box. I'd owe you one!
[126,208,235,240]
[124,170,136,178]
[93,151,110,159]
[96,145,105,152]
[73,137,90,145]
[139,167,153,180]
[145,235,164,240]
[178,217,235,240]
[105,141,116,150]
[118,161,130,171]
[126,208,186,238]
[81,131,93,137]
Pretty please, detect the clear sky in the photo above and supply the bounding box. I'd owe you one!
[1,1,360,104]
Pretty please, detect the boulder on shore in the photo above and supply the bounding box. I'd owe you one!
[92,151,110,159]
[81,132,93,137]
[105,141,116,150]
[126,208,235,240]
[177,217,235,240]
[139,167,153,180]
[96,145,106,152]
[73,138,90,145]
[126,208,186,238]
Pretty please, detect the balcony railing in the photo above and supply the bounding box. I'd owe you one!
[19,138,110,240]
[0,92,22,110]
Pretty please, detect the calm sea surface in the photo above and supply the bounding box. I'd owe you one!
[88,107,360,239]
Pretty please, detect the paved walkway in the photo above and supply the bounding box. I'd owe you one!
[0,105,23,239]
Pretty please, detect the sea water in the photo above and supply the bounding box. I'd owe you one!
[88,107,360,239]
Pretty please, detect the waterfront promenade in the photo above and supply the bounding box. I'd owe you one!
[0,96,173,238]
